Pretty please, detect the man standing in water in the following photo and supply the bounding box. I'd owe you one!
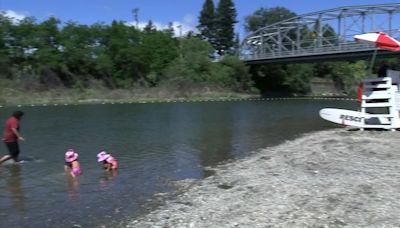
[0,111,25,164]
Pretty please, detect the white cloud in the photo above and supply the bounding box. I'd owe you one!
[2,10,26,22]
[126,14,198,37]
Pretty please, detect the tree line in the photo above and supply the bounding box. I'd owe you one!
[1,1,395,97]
[197,0,238,55]
[0,0,252,94]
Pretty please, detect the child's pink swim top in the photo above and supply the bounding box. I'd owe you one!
[72,167,81,175]
[107,157,118,170]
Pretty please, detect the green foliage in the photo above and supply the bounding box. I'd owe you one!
[283,64,313,94]
[102,20,145,87]
[196,0,239,55]
[164,37,213,82]
[245,7,310,95]
[143,20,156,33]
[217,56,253,91]
[244,7,296,33]
[0,13,13,78]
[0,10,252,96]
[164,37,252,92]
[322,25,337,45]
[138,29,179,85]
[60,22,94,76]
[197,0,216,46]
[250,64,286,95]
[32,17,64,73]
[215,0,237,55]
[314,61,367,95]
[252,60,366,96]
[0,4,376,98]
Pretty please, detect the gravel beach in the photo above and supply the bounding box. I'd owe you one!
[127,129,400,227]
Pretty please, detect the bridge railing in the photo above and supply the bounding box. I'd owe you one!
[241,41,377,61]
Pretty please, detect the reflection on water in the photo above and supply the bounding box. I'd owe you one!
[66,174,80,201]
[6,165,25,212]
[99,170,117,189]
[0,100,358,227]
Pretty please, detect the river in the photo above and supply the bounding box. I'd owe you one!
[0,99,357,227]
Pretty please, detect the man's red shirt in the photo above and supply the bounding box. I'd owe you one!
[3,116,19,142]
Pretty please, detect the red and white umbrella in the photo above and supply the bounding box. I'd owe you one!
[354,32,400,51]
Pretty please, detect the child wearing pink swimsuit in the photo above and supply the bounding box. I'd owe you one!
[97,151,118,171]
[64,149,82,177]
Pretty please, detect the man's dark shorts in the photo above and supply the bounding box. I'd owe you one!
[5,141,20,160]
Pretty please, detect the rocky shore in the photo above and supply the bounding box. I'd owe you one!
[126,129,400,227]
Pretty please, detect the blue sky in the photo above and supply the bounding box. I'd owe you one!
[0,0,397,36]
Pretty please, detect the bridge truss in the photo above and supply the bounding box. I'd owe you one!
[241,3,400,63]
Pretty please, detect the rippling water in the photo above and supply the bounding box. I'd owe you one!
[0,99,357,227]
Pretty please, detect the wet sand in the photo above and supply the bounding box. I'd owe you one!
[127,129,400,227]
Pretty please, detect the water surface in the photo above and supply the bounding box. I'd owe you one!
[0,99,357,227]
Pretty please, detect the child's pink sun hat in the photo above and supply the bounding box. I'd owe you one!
[65,149,78,162]
[97,151,111,162]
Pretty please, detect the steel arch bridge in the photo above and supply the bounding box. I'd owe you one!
[241,3,400,64]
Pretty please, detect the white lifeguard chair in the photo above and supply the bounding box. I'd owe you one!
[360,69,400,130]
[320,32,400,130]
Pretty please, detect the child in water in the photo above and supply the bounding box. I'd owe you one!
[64,149,82,177]
[97,151,118,171]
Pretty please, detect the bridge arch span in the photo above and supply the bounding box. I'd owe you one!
[241,3,400,64]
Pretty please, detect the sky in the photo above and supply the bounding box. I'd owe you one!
[0,0,398,37]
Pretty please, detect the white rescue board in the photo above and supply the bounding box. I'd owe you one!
[319,108,392,127]
[319,108,366,127]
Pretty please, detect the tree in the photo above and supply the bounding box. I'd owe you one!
[32,17,65,79]
[233,33,240,55]
[102,20,144,88]
[0,13,14,78]
[138,29,179,86]
[313,61,367,95]
[283,64,313,94]
[0,11,254,94]
[143,20,156,33]
[60,22,95,77]
[164,37,214,82]
[244,7,304,95]
[244,7,296,33]
[197,0,216,47]
[3,16,37,67]
[164,37,253,92]
[215,0,237,55]
[217,55,253,91]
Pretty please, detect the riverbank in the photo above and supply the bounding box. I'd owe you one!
[125,128,400,227]
[0,86,354,107]
[0,77,356,107]
[0,83,260,107]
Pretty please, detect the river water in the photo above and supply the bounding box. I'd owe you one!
[0,99,357,227]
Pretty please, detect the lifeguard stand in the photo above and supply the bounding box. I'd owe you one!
[360,70,400,130]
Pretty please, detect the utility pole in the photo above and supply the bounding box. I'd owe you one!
[132,8,139,29]
[176,24,183,59]
[177,24,182,37]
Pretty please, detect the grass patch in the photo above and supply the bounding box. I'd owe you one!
[0,79,260,106]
